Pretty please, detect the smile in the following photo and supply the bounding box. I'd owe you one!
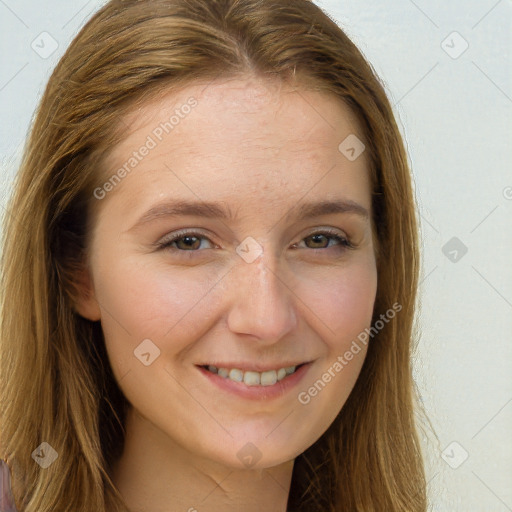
[201,364,303,386]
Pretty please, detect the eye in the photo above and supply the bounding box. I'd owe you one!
[293,229,354,252]
[156,227,354,255]
[157,230,215,252]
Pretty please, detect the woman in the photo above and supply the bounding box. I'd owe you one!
[0,0,427,510]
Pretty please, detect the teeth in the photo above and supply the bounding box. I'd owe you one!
[277,368,287,380]
[260,370,277,386]
[206,365,298,386]
[218,367,229,378]
[228,368,243,382]
[243,371,260,386]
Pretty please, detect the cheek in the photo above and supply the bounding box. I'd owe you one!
[92,254,221,374]
[293,256,378,344]
[290,257,377,434]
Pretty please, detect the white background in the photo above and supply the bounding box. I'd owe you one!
[1,1,511,510]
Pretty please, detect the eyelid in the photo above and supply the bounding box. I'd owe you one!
[154,228,217,250]
[303,226,349,239]
[297,227,355,249]
[157,228,213,244]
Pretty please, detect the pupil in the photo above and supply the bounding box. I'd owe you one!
[310,234,326,247]
[180,236,199,249]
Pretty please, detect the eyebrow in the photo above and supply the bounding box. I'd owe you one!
[129,198,369,231]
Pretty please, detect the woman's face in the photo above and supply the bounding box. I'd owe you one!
[78,75,377,469]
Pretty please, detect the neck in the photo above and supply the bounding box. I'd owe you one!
[111,407,294,512]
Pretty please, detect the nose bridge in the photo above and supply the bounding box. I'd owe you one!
[225,249,297,341]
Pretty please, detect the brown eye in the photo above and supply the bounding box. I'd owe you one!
[304,233,331,249]
[157,231,214,252]
[298,231,352,251]
[174,235,202,250]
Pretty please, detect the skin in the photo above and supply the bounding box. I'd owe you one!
[75,74,378,512]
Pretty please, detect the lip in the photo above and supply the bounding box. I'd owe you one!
[196,362,306,372]
[196,361,313,401]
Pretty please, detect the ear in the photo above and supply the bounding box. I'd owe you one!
[72,264,101,321]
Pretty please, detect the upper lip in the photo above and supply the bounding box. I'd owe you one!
[196,361,310,372]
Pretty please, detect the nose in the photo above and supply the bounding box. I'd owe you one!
[224,251,298,343]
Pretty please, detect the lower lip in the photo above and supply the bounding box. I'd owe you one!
[196,363,312,401]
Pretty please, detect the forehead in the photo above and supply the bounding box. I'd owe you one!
[116,74,363,150]
[98,75,370,216]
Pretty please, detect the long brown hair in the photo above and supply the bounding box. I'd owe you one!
[0,0,427,510]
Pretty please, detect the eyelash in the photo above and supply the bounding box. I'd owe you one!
[155,228,355,255]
